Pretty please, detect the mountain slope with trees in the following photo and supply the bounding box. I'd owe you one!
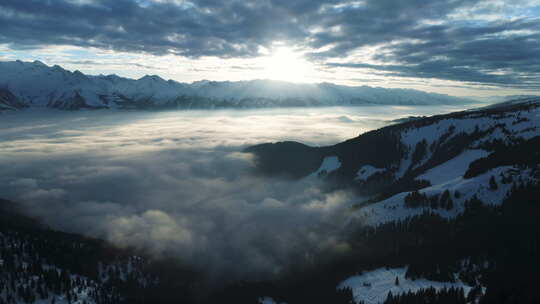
[242,97,540,303]
[0,199,199,304]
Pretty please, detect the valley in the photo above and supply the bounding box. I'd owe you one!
[1,98,539,303]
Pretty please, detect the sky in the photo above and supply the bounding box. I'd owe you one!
[1,0,540,96]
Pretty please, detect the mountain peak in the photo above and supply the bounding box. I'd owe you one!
[103,74,122,80]
[52,64,66,71]
[138,74,164,82]
[32,60,47,67]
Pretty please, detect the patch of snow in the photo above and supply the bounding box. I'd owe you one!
[356,165,385,181]
[34,287,97,304]
[259,297,286,304]
[395,157,411,180]
[416,149,489,185]
[338,267,472,304]
[306,156,341,178]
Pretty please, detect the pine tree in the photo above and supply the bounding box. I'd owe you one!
[387,291,393,302]
[447,198,454,210]
[394,276,399,286]
[489,175,498,190]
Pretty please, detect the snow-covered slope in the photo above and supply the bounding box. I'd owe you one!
[338,267,472,304]
[245,98,540,303]
[306,156,342,179]
[249,97,540,227]
[0,60,472,110]
[348,98,540,226]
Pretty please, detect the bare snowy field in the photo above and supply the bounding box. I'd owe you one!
[0,105,471,278]
[338,267,472,304]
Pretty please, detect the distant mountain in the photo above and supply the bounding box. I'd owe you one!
[471,94,540,104]
[0,60,473,111]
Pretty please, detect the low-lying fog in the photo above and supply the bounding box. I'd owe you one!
[0,105,469,280]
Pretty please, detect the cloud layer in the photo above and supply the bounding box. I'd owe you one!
[1,0,539,89]
[0,104,485,280]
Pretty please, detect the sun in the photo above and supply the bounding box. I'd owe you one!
[260,47,312,83]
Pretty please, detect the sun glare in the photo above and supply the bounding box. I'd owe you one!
[261,47,312,83]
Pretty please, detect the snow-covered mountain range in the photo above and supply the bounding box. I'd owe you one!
[0,60,473,110]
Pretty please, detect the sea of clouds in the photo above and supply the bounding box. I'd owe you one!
[0,105,467,280]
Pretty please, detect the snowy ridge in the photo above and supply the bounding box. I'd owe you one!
[0,60,472,110]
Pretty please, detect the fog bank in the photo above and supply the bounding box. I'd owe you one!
[0,106,467,279]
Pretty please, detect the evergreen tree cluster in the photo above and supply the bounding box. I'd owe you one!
[403,190,454,210]
[383,287,466,304]
[0,230,124,304]
[465,136,540,178]
[0,201,176,304]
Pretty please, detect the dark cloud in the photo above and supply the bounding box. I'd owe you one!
[348,18,540,88]
[324,16,540,89]
[0,0,313,57]
[1,0,539,88]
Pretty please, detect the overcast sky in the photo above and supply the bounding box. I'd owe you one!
[1,0,539,96]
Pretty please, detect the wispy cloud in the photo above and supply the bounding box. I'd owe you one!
[65,59,165,70]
